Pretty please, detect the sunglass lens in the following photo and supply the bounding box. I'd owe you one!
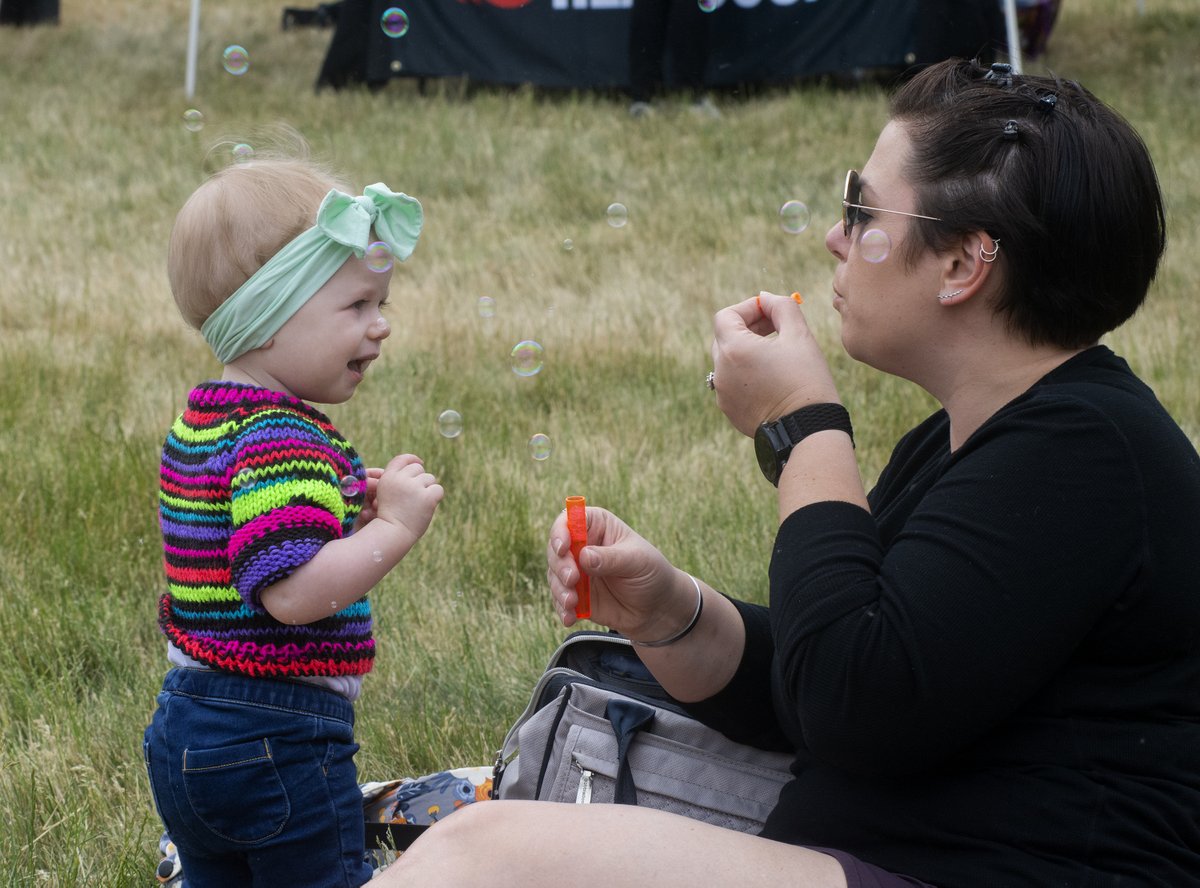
[842,170,860,237]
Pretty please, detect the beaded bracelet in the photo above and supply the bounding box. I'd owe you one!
[631,574,704,648]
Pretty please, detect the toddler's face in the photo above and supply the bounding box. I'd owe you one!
[254,255,393,404]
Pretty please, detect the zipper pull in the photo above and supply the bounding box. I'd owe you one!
[574,762,594,805]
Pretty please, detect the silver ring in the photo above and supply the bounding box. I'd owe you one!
[705,371,716,391]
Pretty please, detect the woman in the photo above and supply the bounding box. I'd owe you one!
[381,59,1200,887]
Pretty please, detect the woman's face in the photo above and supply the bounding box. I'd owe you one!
[825,121,947,381]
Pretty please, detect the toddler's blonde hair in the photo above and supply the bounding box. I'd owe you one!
[168,154,349,330]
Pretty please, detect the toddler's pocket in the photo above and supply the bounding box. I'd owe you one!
[183,737,290,843]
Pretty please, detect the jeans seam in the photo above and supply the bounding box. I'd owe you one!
[168,689,352,725]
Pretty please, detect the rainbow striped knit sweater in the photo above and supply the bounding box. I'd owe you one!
[158,381,373,678]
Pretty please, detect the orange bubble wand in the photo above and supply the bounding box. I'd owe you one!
[565,495,591,619]
[755,291,804,319]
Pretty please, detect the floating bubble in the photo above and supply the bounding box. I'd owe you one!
[510,340,545,377]
[339,474,363,499]
[779,200,810,235]
[372,550,383,563]
[437,409,463,438]
[698,0,723,10]
[528,433,553,461]
[380,7,410,38]
[390,60,403,73]
[222,45,250,76]
[232,469,255,490]
[477,296,496,319]
[606,202,628,229]
[860,228,892,263]
[365,241,393,273]
[182,108,204,132]
[562,238,574,252]
[331,601,338,610]
[232,142,254,163]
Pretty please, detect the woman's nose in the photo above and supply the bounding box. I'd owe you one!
[825,220,848,261]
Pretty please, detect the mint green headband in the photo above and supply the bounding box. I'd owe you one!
[201,183,422,364]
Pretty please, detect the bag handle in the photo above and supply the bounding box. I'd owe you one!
[605,699,656,805]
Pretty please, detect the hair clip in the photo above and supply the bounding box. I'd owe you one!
[985,62,1014,89]
[1002,120,1020,141]
[1038,94,1058,112]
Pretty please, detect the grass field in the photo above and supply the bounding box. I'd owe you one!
[1,0,1197,882]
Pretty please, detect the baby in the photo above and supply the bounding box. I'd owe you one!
[143,154,442,887]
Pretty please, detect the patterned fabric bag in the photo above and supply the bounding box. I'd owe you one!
[361,766,494,867]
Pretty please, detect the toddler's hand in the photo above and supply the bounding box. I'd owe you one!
[353,467,385,530]
[374,453,444,541]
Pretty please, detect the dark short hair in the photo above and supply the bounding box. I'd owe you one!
[890,58,1166,349]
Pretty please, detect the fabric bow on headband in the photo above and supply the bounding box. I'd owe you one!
[317,184,422,261]
[201,183,423,364]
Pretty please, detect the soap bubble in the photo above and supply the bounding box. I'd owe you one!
[390,60,403,73]
[437,409,463,438]
[698,0,722,10]
[372,550,383,563]
[182,109,204,132]
[339,475,363,499]
[232,469,255,490]
[232,143,254,163]
[331,601,338,610]
[365,241,393,273]
[562,238,574,252]
[528,433,552,461]
[606,202,628,228]
[779,200,810,235]
[510,340,545,377]
[380,7,409,38]
[477,296,496,319]
[860,228,891,263]
[222,45,250,76]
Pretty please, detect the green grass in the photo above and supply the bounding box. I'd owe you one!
[1,0,1198,882]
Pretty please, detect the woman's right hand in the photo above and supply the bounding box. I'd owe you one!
[711,292,841,438]
[546,506,692,642]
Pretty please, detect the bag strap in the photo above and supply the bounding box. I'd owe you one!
[364,821,428,851]
[605,698,657,805]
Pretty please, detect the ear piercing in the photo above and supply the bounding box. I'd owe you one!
[937,289,965,301]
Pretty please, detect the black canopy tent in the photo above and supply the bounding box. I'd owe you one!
[315,0,1006,91]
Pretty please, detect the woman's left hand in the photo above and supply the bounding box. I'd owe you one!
[711,292,841,437]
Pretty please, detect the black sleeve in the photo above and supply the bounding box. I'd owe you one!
[768,394,1146,776]
[681,598,792,752]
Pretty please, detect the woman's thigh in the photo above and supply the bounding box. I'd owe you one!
[380,800,850,888]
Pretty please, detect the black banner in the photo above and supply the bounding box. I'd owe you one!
[318,0,1004,90]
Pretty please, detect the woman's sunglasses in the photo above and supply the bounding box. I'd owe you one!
[842,169,943,238]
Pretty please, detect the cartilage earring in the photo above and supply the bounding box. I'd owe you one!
[938,289,964,301]
[980,240,1001,263]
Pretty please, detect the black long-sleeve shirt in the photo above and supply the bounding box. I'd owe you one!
[689,346,1200,886]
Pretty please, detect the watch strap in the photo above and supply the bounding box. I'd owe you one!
[779,402,854,449]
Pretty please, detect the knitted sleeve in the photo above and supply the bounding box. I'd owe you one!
[227,408,358,611]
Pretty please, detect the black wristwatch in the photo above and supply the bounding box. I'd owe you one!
[754,403,854,486]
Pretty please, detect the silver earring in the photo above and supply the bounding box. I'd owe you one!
[938,289,964,301]
[979,240,1001,263]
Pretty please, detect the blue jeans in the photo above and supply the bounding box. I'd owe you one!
[143,668,374,888]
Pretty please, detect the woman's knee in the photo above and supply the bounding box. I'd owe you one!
[405,801,501,856]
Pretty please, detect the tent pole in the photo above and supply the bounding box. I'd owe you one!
[185,0,201,99]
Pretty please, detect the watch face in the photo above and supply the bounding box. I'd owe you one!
[754,424,784,486]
